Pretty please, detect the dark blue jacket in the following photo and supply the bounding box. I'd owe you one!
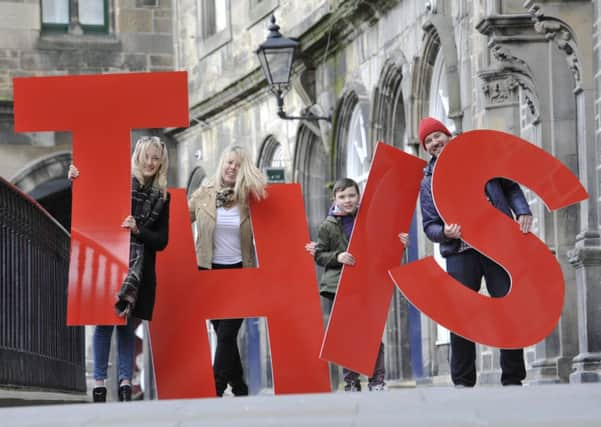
[420,156,532,258]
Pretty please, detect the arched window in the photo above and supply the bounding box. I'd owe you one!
[429,53,455,134]
[258,137,285,169]
[373,60,406,149]
[346,104,370,191]
[429,52,452,345]
[334,90,371,194]
[293,126,329,239]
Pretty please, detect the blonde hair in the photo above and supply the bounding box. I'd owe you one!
[131,136,168,198]
[212,145,267,203]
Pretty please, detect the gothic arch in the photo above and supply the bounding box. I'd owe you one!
[332,82,371,181]
[372,56,407,148]
[293,124,329,238]
[257,135,281,169]
[412,13,462,137]
[11,151,73,229]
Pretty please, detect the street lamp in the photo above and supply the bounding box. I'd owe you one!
[255,15,331,122]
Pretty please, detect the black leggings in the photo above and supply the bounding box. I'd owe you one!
[210,262,248,396]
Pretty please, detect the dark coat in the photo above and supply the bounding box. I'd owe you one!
[132,194,170,320]
[420,156,532,258]
[314,215,349,295]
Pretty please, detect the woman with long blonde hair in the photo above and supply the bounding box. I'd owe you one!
[69,136,170,402]
[188,144,266,396]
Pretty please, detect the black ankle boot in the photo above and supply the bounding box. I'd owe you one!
[118,384,132,402]
[92,386,107,403]
[231,381,249,396]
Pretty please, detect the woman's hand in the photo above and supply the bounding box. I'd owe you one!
[337,251,356,266]
[305,241,317,256]
[121,215,139,234]
[67,164,79,181]
[398,232,409,247]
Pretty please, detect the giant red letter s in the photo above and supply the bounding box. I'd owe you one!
[13,73,189,325]
[389,130,588,348]
[149,185,330,398]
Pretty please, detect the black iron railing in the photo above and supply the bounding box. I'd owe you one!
[0,176,85,392]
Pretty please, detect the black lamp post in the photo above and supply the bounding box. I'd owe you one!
[255,16,331,122]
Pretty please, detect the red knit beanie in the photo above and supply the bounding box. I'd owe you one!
[418,117,451,149]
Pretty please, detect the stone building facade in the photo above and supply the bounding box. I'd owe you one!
[0,0,599,392]
[0,0,177,227]
[170,0,601,388]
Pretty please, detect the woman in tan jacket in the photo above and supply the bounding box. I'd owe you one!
[188,145,267,397]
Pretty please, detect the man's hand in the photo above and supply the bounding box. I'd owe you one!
[444,223,461,239]
[398,232,409,247]
[517,215,533,234]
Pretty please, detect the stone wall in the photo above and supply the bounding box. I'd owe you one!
[0,0,176,180]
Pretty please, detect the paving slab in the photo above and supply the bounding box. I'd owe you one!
[0,383,600,427]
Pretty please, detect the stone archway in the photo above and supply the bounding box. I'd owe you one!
[293,124,329,240]
[372,57,406,148]
[11,151,72,230]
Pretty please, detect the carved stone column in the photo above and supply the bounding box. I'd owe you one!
[568,240,601,382]
[477,10,582,384]
[523,0,601,384]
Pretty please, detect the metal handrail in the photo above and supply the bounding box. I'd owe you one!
[0,176,85,392]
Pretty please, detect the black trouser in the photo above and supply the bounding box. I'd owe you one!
[446,249,526,387]
[210,262,248,396]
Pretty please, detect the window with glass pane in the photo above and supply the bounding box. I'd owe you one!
[200,0,228,39]
[42,0,69,26]
[79,0,105,27]
[215,1,227,32]
[346,104,370,192]
[41,0,107,33]
[270,144,285,168]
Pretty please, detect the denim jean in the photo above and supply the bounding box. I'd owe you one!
[93,316,135,382]
[446,249,526,386]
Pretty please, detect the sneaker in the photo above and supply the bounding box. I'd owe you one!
[92,386,107,403]
[118,384,132,402]
[368,383,386,392]
[344,381,361,392]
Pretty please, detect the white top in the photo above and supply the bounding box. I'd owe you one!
[212,205,242,265]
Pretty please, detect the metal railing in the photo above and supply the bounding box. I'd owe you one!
[0,176,85,392]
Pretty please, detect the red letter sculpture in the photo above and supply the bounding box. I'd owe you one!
[13,72,189,325]
[389,130,588,348]
[149,185,331,398]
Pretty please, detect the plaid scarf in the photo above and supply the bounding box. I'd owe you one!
[115,178,167,317]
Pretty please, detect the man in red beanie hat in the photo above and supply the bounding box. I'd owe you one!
[418,116,533,388]
[418,117,451,152]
